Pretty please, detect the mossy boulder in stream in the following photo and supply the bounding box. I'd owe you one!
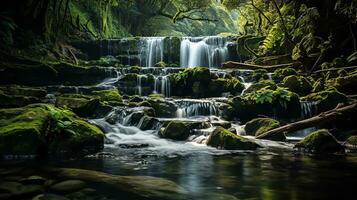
[245,118,284,141]
[282,75,313,96]
[207,127,260,150]
[160,121,192,140]
[295,129,344,154]
[0,104,104,156]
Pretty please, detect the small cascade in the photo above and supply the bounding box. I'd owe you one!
[300,101,318,118]
[136,75,146,96]
[180,36,230,68]
[154,75,171,97]
[175,99,219,118]
[140,37,165,67]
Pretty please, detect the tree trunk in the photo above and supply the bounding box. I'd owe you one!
[256,103,357,140]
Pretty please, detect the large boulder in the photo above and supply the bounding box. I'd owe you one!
[295,129,344,154]
[160,121,192,140]
[302,89,348,113]
[244,118,284,141]
[146,98,177,117]
[333,72,357,95]
[206,127,260,150]
[0,104,104,156]
[282,75,313,96]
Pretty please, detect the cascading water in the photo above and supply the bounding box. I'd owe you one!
[180,36,230,68]
[140,37,165,67]
[300,101,318,118]
[136,75,146,96]
[153,75,171,97]
[175,99,219,118]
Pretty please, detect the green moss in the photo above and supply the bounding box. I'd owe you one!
[302,89,348,112]
[252,69,269,81]
[334,73,357,95]
[272,68,297,82]
[295,129,344,154]
[0,104,104,156]
[92,89,122,104]
[346,136,357,146]
[129,66,142,73]
[161,121,191,140]
[207,127,260,150]
[244,80,277,94]
[282,75,313,96]
[245,118,281,139]
[154,61,167,68]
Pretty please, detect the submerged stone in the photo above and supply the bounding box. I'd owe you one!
[295,129,344,154]
[207,127,260,150]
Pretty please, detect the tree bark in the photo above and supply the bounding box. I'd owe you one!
[256,103,357,140]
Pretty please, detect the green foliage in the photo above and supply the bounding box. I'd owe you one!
[248,86,292,107]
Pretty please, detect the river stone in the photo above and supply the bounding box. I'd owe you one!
[244,118,284,141]
[20,176,47,185]
[295,129,344,154]
[0,182,43,197]
[207,127,260,150]
[50,180,86,194]
[161,121,192,140]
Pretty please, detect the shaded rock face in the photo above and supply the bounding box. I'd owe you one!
[272,68,298,82]
[282,75,313,96]
[207,127,260,150]
[244,118,284,141]
[295,129,344,154]
[0,63,114,86]
[333,72,357,95]
[0,104,104,156]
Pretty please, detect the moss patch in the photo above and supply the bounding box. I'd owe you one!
[245,118,283,140]
[207,127,260,150]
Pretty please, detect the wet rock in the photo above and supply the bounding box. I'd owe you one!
[245,118,284,141]
[20,176,47,185]
[333,72,357,95]
[295,129,344,154]
[0,181,43,198]
[252,69,269,81]
[50,180,86,194]
[282,75,313,96]
[207,127,260,150]
[160,121,192,140]
[147,98,177,117]
[46,168,187,200]
[138,116,159,130]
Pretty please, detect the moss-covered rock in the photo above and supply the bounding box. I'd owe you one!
[302,89,348,113]
[147,98,177,117]
[206,127,260,150]
[272,68,298,82]
[333,72,357,95]
[282,75,313,96]
[154,61,167,68]
[0,85,47,98]
[55,94,112,118]
[160,121,192,140]
[252,69,269,81]
[295,129,344,154]
[244,80,277,94]
[225,87,301,122]
[0,85,47,108]
[345,136,357,148]
[244,118,284,141]
[91,89,122,105]
[0,104,104,156]
[208,78,244,96]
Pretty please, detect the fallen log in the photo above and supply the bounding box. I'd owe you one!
[256,103,357,140]
[221,61,299,71]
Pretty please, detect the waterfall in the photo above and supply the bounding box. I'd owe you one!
[140,37,165,67]
[137,75,146,96]
[300,101,318,118]
[154,75,171,97]
[180,36,229,68]
[175,99,219,118]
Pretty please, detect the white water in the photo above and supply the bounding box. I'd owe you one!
[180,36,229,68]
[140,37,165,67]
[154,75,171,97]
[175,99,219,118]
[300,101,318,118]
